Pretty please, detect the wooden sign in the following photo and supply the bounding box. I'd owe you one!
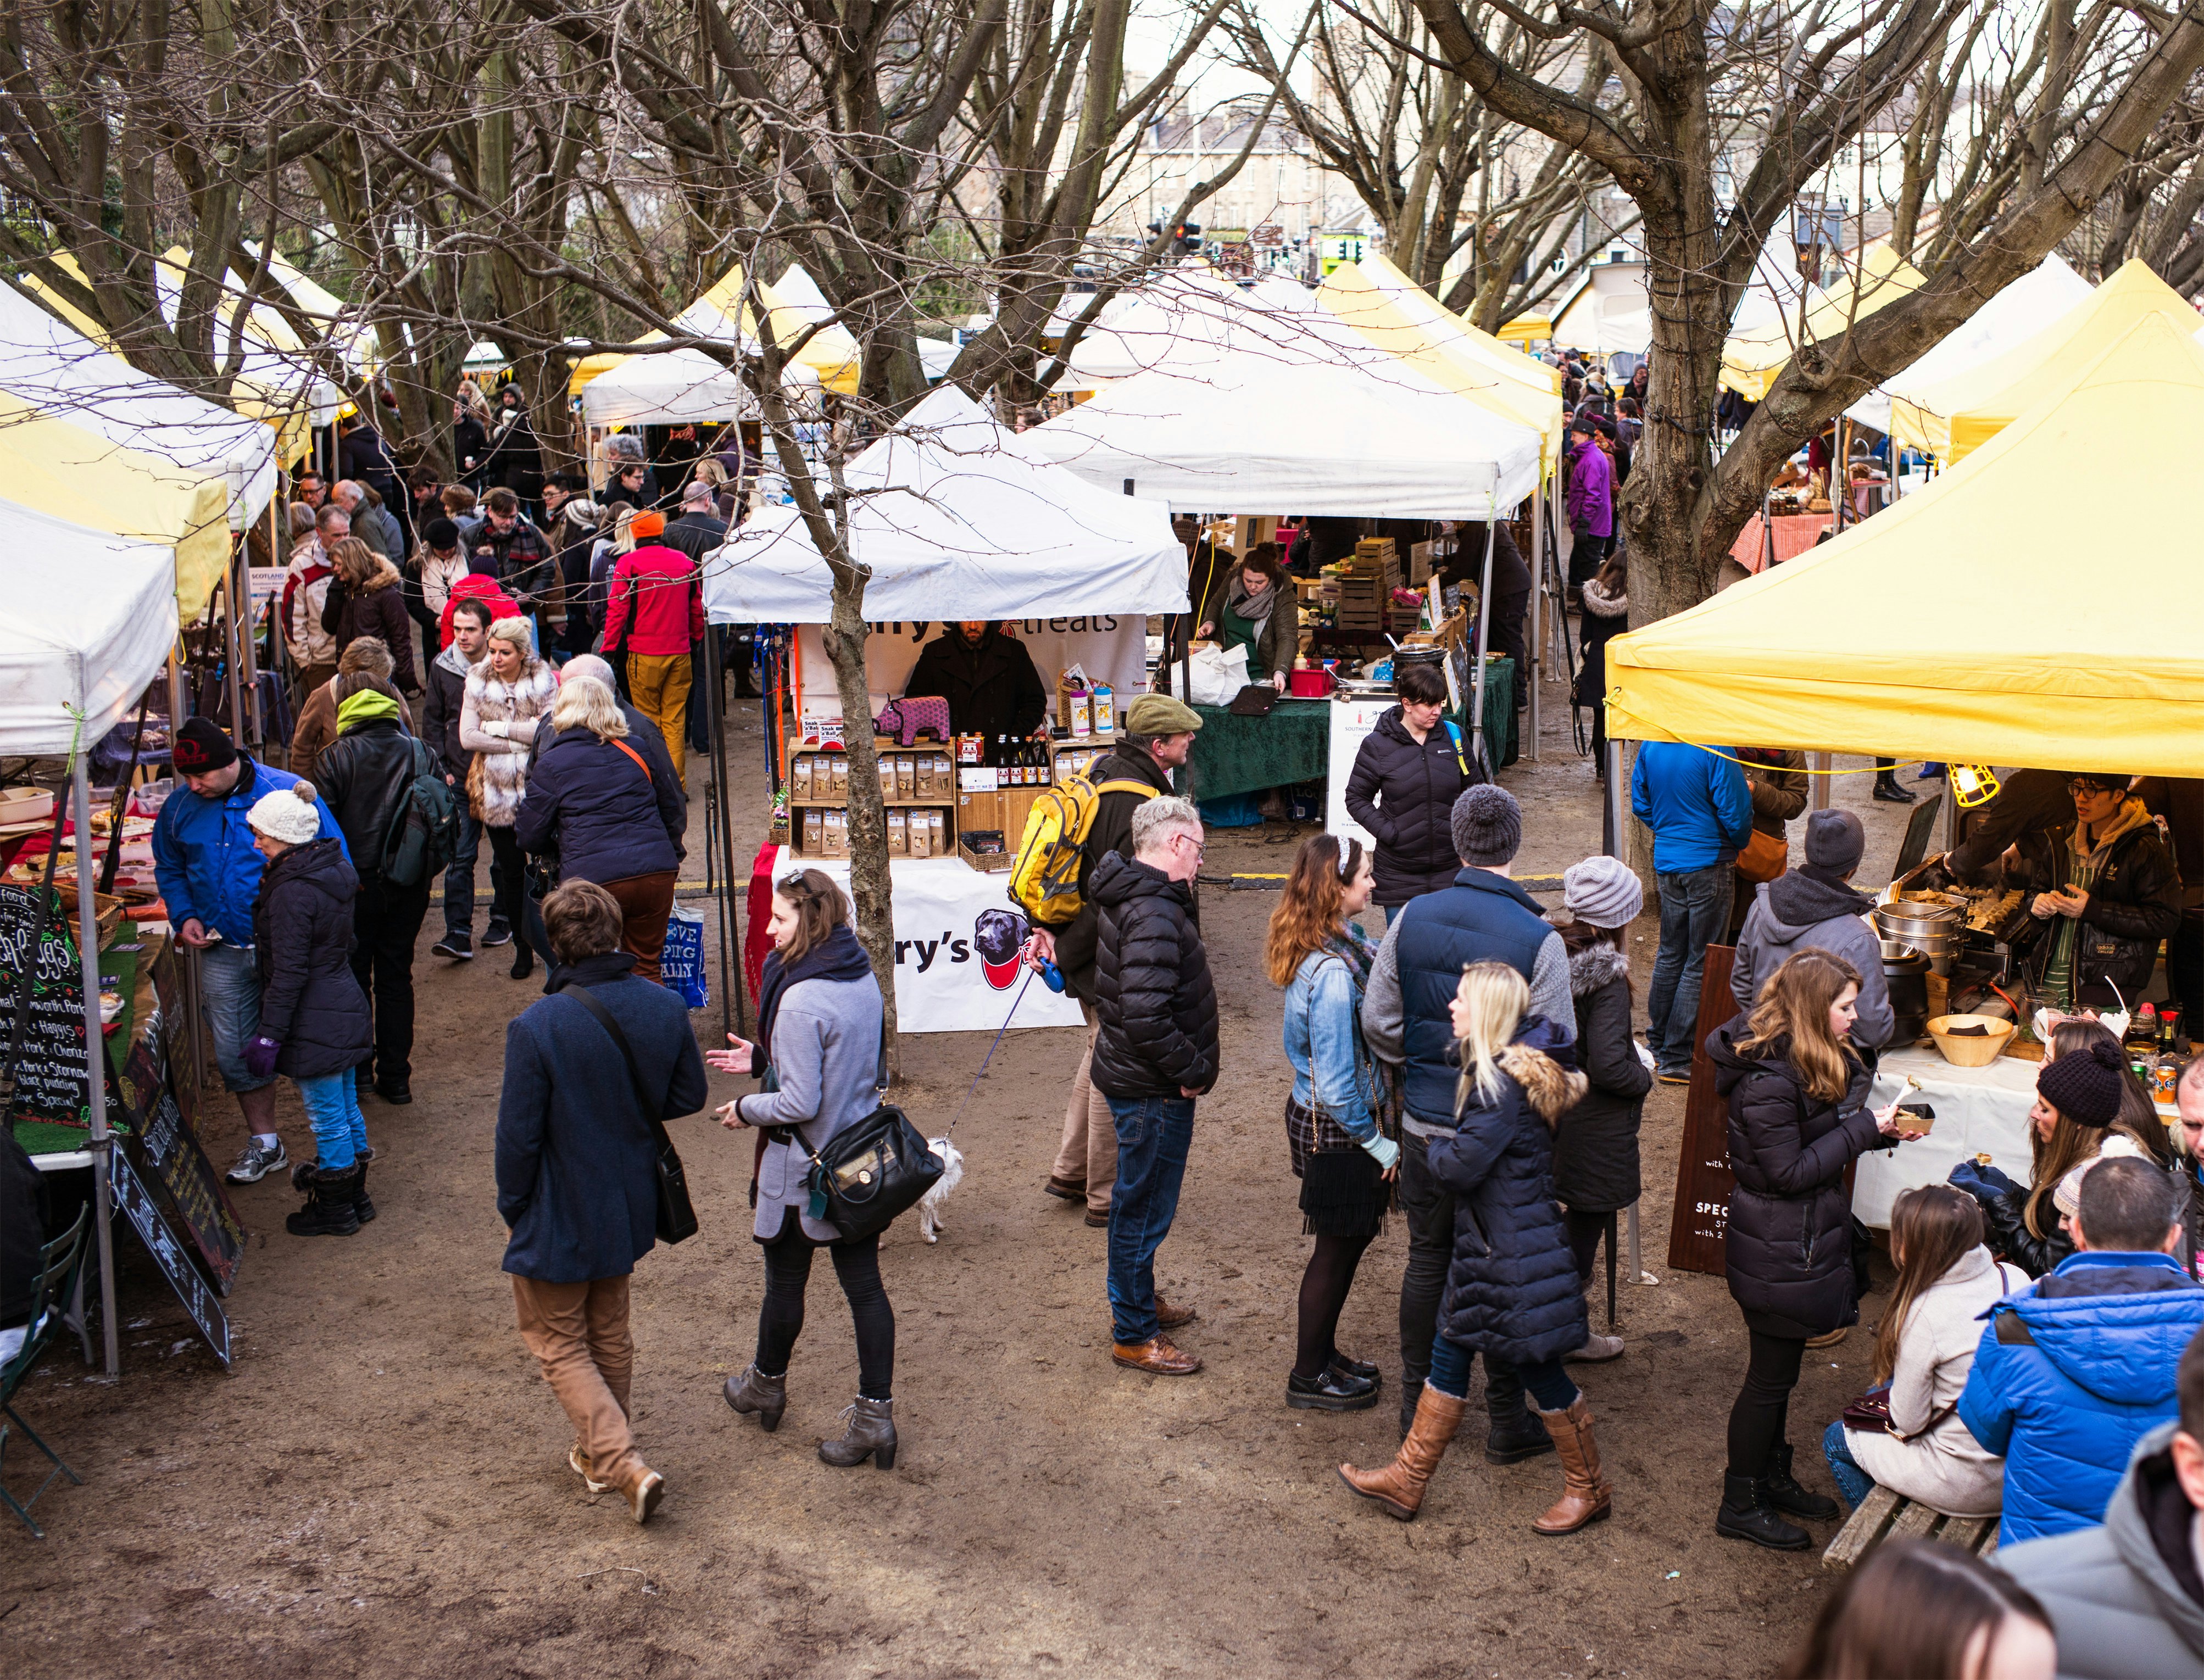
[123,1091,246,1296]
[109,1146,231,1366]
[1666,944,1739,1277]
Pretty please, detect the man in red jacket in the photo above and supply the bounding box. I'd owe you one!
[600,509,704,788]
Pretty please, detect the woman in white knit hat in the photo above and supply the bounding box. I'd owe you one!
[460,616,558,980]
[1553,855,1652,1363]
[242,781,375,1236]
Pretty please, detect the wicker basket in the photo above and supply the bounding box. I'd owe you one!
[1926,1014,2016,1068]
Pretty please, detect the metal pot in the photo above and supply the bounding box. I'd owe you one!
[1883,948,1931,1041]
[1877,902,1965,945]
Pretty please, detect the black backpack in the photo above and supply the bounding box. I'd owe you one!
[381,738,463,887]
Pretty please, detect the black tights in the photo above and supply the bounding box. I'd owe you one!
[1293,1231,1376,1379]
[1726,1327,1806,1477]
[1564,1209,1611,1283]
[756,1231,895,1400]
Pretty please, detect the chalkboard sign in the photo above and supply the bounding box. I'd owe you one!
[1666,945,1739,1277]
[123,1092,244,1297]
[109,1147,231,1366]
[0,880,90,1124]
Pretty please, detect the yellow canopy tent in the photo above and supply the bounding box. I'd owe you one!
[1889,259,2199,462]
[0,393,235,618]
[157,248,339,465]
[568,263,861,399]
[1316,260,1566,462]
[1719,244,1927,403]
[1606,310,2204,775]
[1498,314,1554,344]
[1349,255,1562,397]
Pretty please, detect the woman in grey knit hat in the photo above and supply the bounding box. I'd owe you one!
[1552,856,1652,1362]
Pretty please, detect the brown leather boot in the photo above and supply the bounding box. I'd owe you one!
[1338,1382,1466,1520]
[1532,1397,1612,1536]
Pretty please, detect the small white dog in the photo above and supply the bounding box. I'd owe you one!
[917,1136,965,1244]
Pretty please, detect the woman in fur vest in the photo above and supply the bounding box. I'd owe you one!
[460,616,557,980]
[1339,962,1612,1535]
[1552,857,1652,1363]
[1573,550,1628,779]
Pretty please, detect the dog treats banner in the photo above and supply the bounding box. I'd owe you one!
[769,848,1084,1034]
[794,617,1148,729]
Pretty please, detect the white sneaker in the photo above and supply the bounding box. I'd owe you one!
[225,1137,289,1184]
[568,1445,611,1494]
[1564,1333,1626,1363]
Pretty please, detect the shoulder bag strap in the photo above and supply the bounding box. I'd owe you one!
[558,981,671,1144]
[610,739,652,782]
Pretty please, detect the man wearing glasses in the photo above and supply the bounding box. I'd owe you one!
[1086,795,1218,1377]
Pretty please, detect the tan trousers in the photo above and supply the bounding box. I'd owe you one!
[1050,1010,1117,1215]
[626,653,692,788]
[511,1274,648,1497]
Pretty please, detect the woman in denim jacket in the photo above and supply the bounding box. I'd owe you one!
[1267,834,1400,1413]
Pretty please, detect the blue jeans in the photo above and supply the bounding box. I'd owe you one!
[1647,863,1734,1073]
[443,803,481,934]
[297,1069,369,1171]
[1823,1419,1875,1509]
[1428,1336,1579,1411]
[1383,902,1402,927]
[198,941,270,1093]
[1105,1095,1195,1344]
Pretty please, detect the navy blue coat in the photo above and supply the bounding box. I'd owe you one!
[495,957,709,1282]
[251,837,372,1079]
[514,724,684,886]
[1393,869,1556,1126]
[1431,1015,1589,1366]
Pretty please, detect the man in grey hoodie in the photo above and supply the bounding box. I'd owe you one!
[1729,808,1894,1053]
[2000,1326,2204,1679]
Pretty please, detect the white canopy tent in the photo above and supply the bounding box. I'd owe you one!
[150,253,343,433]
[0,282,282,529]
[1844,255,2095,433]
[1058,270,1252,387]
[702,385,1186,623]
[581,348,820,428]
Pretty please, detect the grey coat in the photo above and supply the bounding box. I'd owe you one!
[2000,1422,2204,1679]
[732,970,886,1242]
[1729,870,1895,1054]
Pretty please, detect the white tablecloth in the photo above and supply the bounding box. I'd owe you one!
[1853,1045,2040,1227]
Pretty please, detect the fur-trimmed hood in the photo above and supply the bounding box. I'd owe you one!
[1498,1035,1589,1124]
[1568,940,1630,997]
[1580,575,1628,619]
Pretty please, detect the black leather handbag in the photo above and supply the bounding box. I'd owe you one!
[559,982,699,1244]
[803,1052,941,1242]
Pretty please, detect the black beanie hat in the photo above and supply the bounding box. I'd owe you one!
[424,517,460,549]
[2036,1037,2127,1131]
[171,717,237,773]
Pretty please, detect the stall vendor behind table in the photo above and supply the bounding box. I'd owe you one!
[903,622,1048,741]
[1195,545,1295,691]
[2011,772,2180,1012]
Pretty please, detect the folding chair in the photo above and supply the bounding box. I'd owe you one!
[1,1203,93,1537]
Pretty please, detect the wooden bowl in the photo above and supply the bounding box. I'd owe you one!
[1927,1013,2016,1068]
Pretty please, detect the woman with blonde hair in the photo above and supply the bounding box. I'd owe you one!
[1707,950,1920,1550]
[1340,961,1610,1534]
[515,675,686,984]
[461,616,558,979]
[1267,833,1395,1413]
[320,535,418,694]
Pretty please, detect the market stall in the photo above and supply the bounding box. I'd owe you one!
[702,385,1186,1032]
[1728,510,1831,573]
[1610,309,2204,1230]
[1719,243,1927,403]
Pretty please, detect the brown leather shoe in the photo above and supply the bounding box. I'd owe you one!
[1084,1208,1110,1228]
[1044,1175,1086,1202]
[1154,1294,1198,1331]
[1531,1397,1612,1536]
[1112,1335,1203,1375]
[1339,1381,1466,1520]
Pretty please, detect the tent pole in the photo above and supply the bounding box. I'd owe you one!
[1811,752,1833,812]
[74,756,120,1379]
[1469,470,1499,773]
[1527,471,1544,762]
[1604,741,1622,858]
[704,623,746,1039]
[223,560,246,745]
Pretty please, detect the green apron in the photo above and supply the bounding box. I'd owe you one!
[1217,594,1270,672]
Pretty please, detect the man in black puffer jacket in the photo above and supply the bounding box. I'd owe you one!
[314,682,435,1104]
[1089,794,1218,1379]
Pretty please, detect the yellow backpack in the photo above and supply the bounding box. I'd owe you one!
[1008,772,1160,927]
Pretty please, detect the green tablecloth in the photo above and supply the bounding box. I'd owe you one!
[1470,655,1517,771]
[1177,697,1332,802]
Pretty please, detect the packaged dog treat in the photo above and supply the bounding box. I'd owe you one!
[793,755,814,799]
[914,754,935,799]
[831,756,850,797]
[1092,683,1115,734]
[824,809,847,856]
[1068,691,1093,738]
[878,757,896,801]
[928,810,946,854]
[802,809,823,852]
[895,755,916,799]
[934,752,951,791]
[887,810,909,855]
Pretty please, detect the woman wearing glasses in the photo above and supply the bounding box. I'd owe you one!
[2011,773,2179,1013]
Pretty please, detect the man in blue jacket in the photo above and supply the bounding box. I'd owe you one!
[152,719,347,1186]
[1960,1155,2204,1547]
[1630,741,1752,1081]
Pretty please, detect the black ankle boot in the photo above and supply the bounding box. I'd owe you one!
[1715,1472,1811,1550]
[1764,1443,1838,1519]
[286,1165,363,1237]
[1485,1390,1556,1465]
[511,941,535,980]
[351,1162,377,1224]
[1873,774,1916,805]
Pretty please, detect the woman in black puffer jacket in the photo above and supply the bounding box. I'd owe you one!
[1706,949,1910,1553]
[244,782,375,1240]
[1343,660,1482,916]
[1340,962,1612,1536]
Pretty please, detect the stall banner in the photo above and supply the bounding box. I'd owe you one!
[795,617,1147,729]
[769,848,1084,1034]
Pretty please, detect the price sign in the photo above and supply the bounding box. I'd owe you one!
[109,1147,231,1366]
[0,881,91,1125]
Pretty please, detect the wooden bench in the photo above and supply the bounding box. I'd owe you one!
[1823,1486,2000,1571]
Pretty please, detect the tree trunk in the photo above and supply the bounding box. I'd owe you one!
[822,584,900,1077]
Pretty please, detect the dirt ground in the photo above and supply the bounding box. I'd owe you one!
[1,656,1940,1678]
